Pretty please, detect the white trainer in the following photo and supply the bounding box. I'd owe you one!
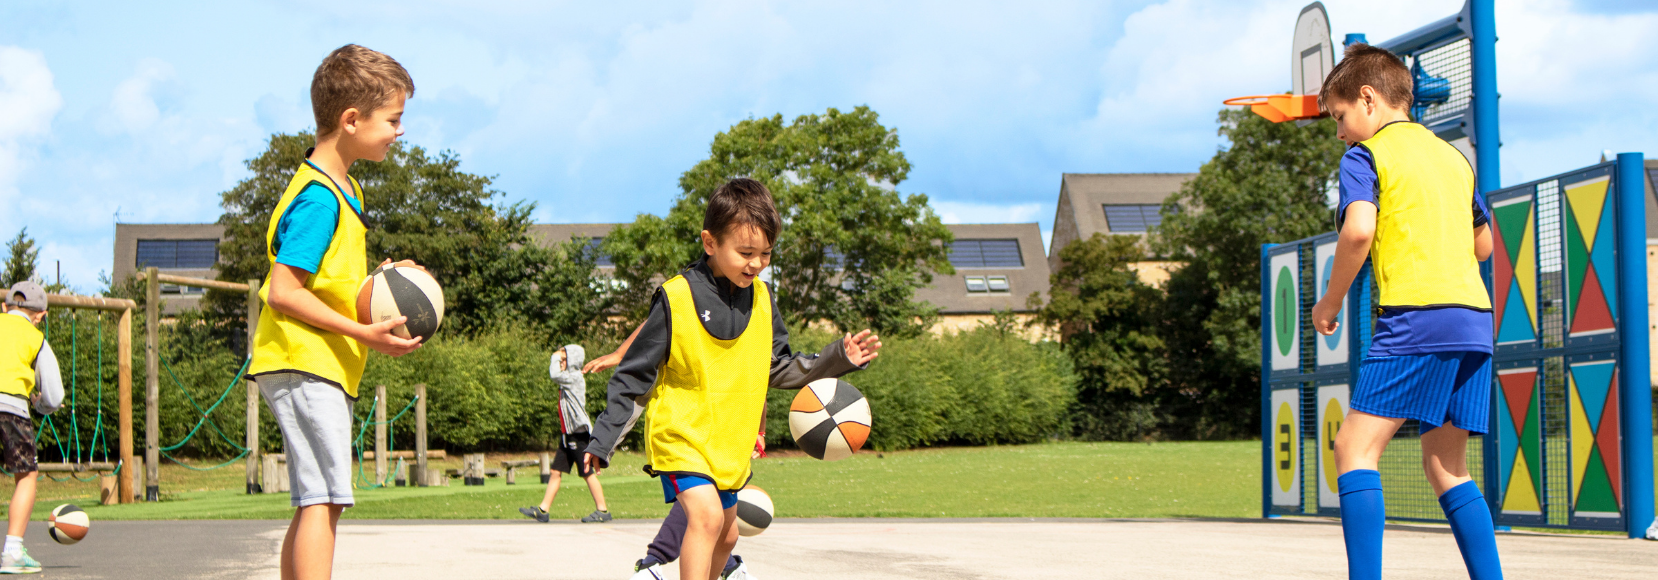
[722,556,758,580]
[1645,517,1657,541]
[629,561,665,580]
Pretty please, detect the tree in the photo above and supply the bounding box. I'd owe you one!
[210,132,609,343]
[2,228,39,288]
[604,106,954,336]
[1149,108,1345,438]
[1030,233,1166,440]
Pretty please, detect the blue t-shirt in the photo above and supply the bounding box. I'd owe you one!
[1337,145,1494,356]
[274,180,362,274]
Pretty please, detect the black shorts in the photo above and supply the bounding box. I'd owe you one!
[552,432,595,477]
[0,413,38,474]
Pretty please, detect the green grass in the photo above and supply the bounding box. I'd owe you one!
[11,441,1259,521]
[12,437,1653,523]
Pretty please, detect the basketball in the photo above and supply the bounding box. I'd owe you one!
[735,486,774,537]
[356,264,445,341]
[47,504,88,545]
[788,378,871,461]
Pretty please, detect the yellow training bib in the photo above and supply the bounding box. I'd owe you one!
[645,276,771,490]
[0,314,42,399]
[249,160,370,397]
[1361,122,1491,310]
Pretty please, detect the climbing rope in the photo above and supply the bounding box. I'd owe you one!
[351,393,421,489]
[157,354,253,470]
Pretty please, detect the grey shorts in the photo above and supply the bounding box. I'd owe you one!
[258,373,355,508]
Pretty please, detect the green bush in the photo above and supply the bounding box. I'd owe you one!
[766,326,1076,451]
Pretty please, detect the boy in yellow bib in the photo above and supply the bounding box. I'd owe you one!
[0,282,61,574]
[248,45,423,580]
[584,178,882,580]
[1311,44,1502,580]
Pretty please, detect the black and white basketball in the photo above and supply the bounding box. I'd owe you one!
[356,264,445,341]
[735,485,774,537]
[789,378,871,461]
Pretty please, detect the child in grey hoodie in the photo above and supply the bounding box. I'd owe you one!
[519,344,611,523]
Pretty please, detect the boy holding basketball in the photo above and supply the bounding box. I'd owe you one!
[1311,44,1503,580]
[584,178,881,580]
[0,282,62,574]
[249,45,423,580]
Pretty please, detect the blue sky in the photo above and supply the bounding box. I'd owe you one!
[1,0,1654,291]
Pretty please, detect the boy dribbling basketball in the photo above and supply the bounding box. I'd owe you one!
[584,178,880,580]
[1311,44,1504,580]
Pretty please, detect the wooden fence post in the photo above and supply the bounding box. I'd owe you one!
[414,384,427,487]
[144,266,159,502]
[117,307,133,504]
[245,279,261,494]
[375,385,388,485]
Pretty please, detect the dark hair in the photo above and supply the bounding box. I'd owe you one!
[704,178,782,245]
[312,44,416,137]
[1319,43,1412,112]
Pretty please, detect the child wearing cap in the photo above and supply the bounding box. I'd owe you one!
[0,281,63,574]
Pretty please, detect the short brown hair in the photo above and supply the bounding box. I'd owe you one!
[1319,43,1412,112]
[311,44,415,137]
[704,178,782,245]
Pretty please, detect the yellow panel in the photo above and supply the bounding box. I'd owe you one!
[1569,374,1594,502]
[1516,207,1537,326]
[1504,452,1542,513]
[1565,177,1609,249]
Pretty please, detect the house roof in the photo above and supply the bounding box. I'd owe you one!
[915,223,1050,314]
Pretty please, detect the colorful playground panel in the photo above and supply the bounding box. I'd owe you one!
[1262,157,1653,537]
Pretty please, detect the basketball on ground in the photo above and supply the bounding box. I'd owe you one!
[356,264,445,341]
[735,485,774,537]
[48,504,88,545]
[788,378,871,461]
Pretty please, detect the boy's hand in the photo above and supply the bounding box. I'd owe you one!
[583,350,623,374]
[1312,296,1342,336]
[844,330,882,366]
[357,316,423,356]
[752,436,767,459]
[581,453,602,475]
[377,258,427,273]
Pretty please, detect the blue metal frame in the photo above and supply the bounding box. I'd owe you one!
[1260,243,1275,519]
[1615,152,1653,539]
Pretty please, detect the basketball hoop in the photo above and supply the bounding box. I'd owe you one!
[1223,94,1323,123]
[1228,2,1334,124]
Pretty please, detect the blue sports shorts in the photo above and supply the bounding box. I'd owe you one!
[1352,351,1492,434]
[661,473,739,509]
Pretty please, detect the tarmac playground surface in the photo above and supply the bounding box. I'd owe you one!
[22,517,1658,579]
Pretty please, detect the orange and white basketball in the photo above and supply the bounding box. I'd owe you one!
[788,378,871,461]
[48,504,88,545]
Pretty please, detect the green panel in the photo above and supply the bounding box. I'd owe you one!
[1565,208,1588,317]
[1492,200,1531,264]
[1520,392,1542,497]
[1575,447,1619,514]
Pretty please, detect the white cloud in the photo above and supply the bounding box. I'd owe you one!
[932,200,1045,225]
[0,46,61,206]
[110,58,173,134]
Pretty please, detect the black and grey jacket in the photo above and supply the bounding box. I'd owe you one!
[584,257,864,466]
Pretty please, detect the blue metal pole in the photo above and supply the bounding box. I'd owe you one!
[1615,152,1653,539]
[1470,0,1500,193]
[1262,243,1276,519]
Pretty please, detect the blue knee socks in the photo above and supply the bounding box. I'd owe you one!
[1438,480,1503,580]
[1338,469,1384,580]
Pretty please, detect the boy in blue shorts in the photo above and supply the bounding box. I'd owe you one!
[1312,44,1503,580]
[584,178,881,580]
[249,45,423,580]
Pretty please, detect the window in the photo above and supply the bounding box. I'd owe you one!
[947,239,1023,268]
[1102,204,1164,233]
[136,239,218,269]
[583,237,613,267]
[965,275,1011,294]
